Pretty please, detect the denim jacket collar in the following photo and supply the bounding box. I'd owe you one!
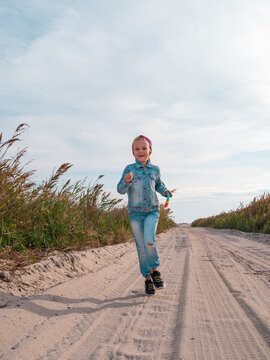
[135,160,152,169]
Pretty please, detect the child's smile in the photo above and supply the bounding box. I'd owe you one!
[133,139,151,165]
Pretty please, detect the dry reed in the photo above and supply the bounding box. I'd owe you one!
[0,124,176,269]
[192,192,270,233]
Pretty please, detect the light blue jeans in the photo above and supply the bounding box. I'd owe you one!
[129,211,160,278]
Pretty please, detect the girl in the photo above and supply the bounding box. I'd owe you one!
[117,135,172,295]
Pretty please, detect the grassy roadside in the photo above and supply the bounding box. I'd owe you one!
[191,192,270,234]
[0,124,176,270]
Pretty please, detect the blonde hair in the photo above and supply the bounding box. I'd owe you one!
[132,135,152,154]
[132,137,152,161]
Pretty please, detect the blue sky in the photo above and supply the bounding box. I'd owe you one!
[1,0,270,223]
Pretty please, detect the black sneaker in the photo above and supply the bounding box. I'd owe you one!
[151,270,165,289]
[145,279,155,296]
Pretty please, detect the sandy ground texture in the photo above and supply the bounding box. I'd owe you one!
[0,225,270,360]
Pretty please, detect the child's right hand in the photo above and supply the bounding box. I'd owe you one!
[124,172,133,183]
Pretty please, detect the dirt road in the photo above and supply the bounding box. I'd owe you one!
[1,225,270,359]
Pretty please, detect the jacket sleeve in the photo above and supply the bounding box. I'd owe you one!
[155,167,168,196]
[117,166,132,194]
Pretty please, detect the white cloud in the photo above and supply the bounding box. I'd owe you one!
[1,0,270,222]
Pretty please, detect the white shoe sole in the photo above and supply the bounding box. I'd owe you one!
[155,283,166,290]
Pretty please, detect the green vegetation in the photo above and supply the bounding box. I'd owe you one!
[0,124,176,268]
[192,193,270,234]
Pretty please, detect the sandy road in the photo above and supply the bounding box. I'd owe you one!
[0,225,270,360]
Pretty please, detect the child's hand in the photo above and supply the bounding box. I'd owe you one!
[164,190,173,197]
[124,172,133,183]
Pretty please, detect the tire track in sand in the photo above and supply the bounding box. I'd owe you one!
[201,231,270,348]
[1,225,269,360]
[59,227,191,360]
[181,227,270,360]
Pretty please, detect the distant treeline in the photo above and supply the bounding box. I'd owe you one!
[192,193,270,234]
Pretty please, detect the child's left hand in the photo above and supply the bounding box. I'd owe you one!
[164,190,173,198]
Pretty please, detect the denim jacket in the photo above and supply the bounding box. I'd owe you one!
[117,160,168,213]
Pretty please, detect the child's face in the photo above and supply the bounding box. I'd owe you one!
[133,139,151,165]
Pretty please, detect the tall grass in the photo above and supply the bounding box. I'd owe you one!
[157,207,176,233]
[192,193,270,234]
[0,124,176,268]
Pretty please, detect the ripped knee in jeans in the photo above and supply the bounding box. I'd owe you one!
[147,242,154,246]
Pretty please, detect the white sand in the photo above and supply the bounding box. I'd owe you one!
[0,225,269,359]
